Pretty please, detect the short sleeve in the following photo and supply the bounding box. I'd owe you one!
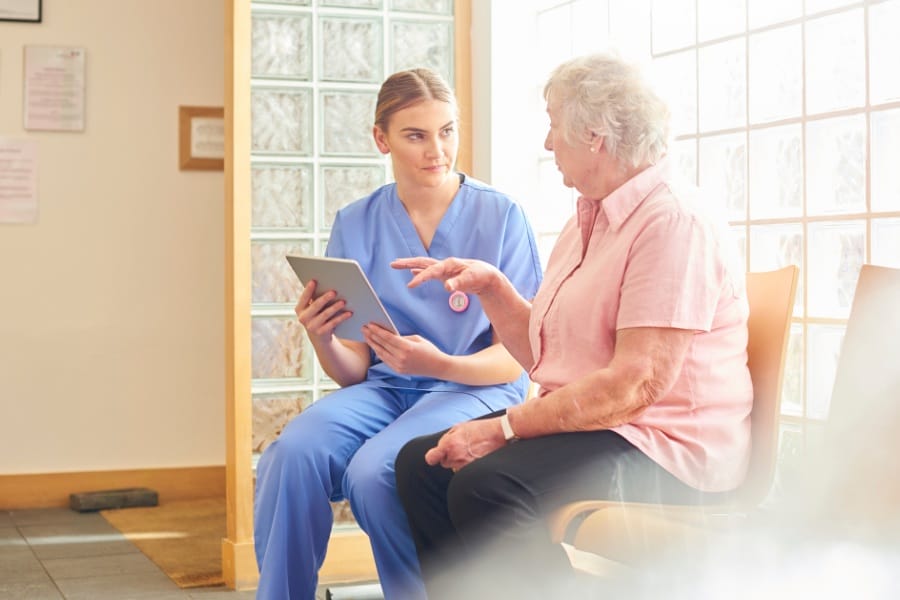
[497,202,543,300]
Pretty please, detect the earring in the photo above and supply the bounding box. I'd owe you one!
[590,147,597,153]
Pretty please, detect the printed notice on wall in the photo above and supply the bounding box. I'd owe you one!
[0,138,38,224]
[24,46,86,132]
[190,117,225,159]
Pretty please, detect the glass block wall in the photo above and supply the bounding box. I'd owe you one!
[499,0,900,502]
[249,0,455,521]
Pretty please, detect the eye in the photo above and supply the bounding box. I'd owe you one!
[406,132,424,141]
[441,126,456,137]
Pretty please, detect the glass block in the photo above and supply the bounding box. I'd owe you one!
[320,17,383,83]
[731,225,747,270]
[771,421,804,504]
[697,0,745,42]
[252,163,313,230]
[252,316,311,380]
[532,159,576,234]
[537,5,574,83]
[698,38,746,132]
[748,124,802,219]
[651,0,695,53]
[650,49,696,136]
[807,221,865,319]
[252,88,313,155]
[252,12,312,80]
[391,20,453,84]
[321,0,381,8]
[252,240,313,304]
[748,0,801,29]
[572,0,610,57]
[869,1,900,104]
[806,324,845,420]
[390,0,452,14]
[871,108,900,212]
[608,0,652,63]
[252,391,313,454]
[872,218,900,269]
[749,224,804,316]
[805,114,866,216]
[320,165,386,229]
[805,0,858,15]
[748,25,802,124]
[699,132,746,221]
[264,0,310,4]
[669,138,697,186]
[805,10,865,115]
[781,325,803,417]
[320,91,379,156]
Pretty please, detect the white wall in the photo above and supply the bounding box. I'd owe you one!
[0,0,225,474]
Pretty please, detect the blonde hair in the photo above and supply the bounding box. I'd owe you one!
[374,68,458,131]
[543,53,670,167]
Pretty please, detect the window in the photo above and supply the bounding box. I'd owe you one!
[485,0,900,497]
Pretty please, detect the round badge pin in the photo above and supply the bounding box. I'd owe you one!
[448,290,469,313]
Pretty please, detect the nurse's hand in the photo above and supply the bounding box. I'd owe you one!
[362,323,447,377]
[391,257,502,296]
[425,418,506,471]
[295,280,353,342]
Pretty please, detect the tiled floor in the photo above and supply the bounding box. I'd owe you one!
[0,507,297,600]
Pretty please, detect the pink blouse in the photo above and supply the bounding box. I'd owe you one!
[528,159,752,492]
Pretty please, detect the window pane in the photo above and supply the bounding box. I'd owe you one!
[807,220,865,319]
[872,218,900,269]
[805,0,859,15]
[670,138,697,185]
[251,317,312,380]
[697,0,745,42]
[698,38,746,132]
[252,12,312,80]
[609,0,652,62]
[252,240,312,304]
[651,50,697,136]
[573,0,610,56]
[731,224,747,269]
[805,114,866,216]
[651,0,695,53]
[537,5,574,81]
[869,0,900,104]
[871,108,900,212]
[806,324,845,420]
[748,0,802,29]
[252,164,313,230]
[748,124,802,219]
[805,9,865,114]
[781,325,803,417]
[749,25,802,123]
[699,132,746,221]
[749,224,804,316]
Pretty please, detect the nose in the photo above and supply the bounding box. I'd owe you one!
[544,130,552,151]
[425,136,444,159]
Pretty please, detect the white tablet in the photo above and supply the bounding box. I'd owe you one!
[286,255,399,342]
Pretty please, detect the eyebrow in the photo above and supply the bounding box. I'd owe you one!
[399,120,456,133]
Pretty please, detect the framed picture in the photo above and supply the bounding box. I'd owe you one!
[179,106,225,171]
[0,0,42,23]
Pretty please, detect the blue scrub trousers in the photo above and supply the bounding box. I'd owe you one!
[253,379,525,600]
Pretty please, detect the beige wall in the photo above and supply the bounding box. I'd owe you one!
[0,0,225,474]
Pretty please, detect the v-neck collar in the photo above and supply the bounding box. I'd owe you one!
[388,179,465,257]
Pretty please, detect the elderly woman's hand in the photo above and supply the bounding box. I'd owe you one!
[391,257,502,296]
[424,418,507,472]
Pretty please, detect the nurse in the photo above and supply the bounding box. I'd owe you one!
[253,68,543,600]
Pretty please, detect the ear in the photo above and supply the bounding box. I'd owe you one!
[372,126,390,155]
[589,132,603,154]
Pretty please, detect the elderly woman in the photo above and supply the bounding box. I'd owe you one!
[392,53,752,598]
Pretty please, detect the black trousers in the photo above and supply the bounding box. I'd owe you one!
[395,410,726,599]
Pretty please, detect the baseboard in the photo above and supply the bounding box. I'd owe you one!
[319,528,378,585]
[0,465,226,510]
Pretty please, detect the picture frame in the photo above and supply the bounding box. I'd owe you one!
[178,106,225,171]
[0,0,42,23]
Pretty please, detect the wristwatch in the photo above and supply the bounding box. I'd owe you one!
[499,412,519,443]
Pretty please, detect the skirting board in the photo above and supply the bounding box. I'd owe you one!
[0,465,226,510]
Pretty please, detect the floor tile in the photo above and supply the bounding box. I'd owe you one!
[0,511,13,527]
[0,553,49,584]
[0,526,30,556]
[187,587,258,598]
[53,570,185,600]
[20,523,139,561]
[9,508,93,527]
[42,551,161,581]
[0,578,63,600]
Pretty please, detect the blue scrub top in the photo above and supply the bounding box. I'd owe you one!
[326,174,543,385]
